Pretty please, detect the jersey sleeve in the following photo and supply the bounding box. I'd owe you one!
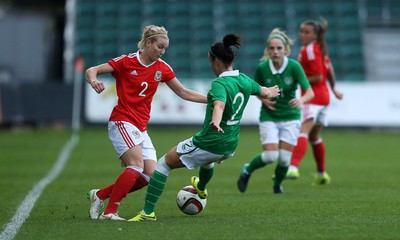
[209,80,227,103]
[108,54,128,73]
[324,55,331,65]
[253,64,264,85]
[324,56,331,72]
[294,61,311,90]
[250,79,262,95]
[108,54,128,79]
[159,61,176,82]
[302,45,324,77]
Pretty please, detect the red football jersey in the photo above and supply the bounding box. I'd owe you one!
[298,42,330,106]
[108,51,175,131]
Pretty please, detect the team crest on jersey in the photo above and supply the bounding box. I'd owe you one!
[132,130,140,139]
[266,78,272,84]
[154,71,162,81]
[284,77,293,85]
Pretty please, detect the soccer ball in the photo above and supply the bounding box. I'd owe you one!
[176,185,207,215]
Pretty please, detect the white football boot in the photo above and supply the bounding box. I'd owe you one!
[99,212,126,221]
[87,189,104,219]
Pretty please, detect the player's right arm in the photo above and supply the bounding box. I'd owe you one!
[85,63,114,94]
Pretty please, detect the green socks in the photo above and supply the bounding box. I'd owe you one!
[274,164,288,187]
[246,153,266,174]
[198,166,214,191]
[143,170,167,214]
[143,166,215,214]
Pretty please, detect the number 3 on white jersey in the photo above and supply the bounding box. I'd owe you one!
[227,93,244,126]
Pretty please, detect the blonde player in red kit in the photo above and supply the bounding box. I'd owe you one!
[85,25,207,220]
[287,18,343,184]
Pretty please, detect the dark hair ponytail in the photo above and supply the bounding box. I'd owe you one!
[317,18,328,56]
[223,34,241,49]
[210,34,242,64]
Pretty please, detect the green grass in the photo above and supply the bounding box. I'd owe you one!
[1,127,399,240]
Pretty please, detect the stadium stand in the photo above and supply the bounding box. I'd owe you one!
[74,1,374,81]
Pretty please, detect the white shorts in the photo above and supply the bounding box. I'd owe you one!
[259,120,301,146]
[301,104,329,127]
[108,121,157,161]
[176,137,234,170]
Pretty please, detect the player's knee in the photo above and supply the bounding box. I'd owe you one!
[261,151,279,164]
[311,138,323,145]
[298,133,309,139]
[201,162,214,169]
[278,149,292,167]
[155,155,171,176]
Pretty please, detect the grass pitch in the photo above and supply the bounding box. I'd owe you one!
[0,126,399,240]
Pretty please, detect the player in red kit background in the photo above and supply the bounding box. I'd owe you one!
[85,25,207,220]
[286,18,343,185]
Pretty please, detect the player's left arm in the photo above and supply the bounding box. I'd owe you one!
[166,78,207,103]
[289,88,314,108]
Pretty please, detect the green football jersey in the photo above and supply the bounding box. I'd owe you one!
[254,57,310,122]
[193,71,261,155]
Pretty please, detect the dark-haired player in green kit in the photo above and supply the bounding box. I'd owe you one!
[129,33,280,222]
[237,28,314,194]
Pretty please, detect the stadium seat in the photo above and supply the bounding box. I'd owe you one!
[73,1,367,80]
[76,1,96,15]
[167,2,189,15]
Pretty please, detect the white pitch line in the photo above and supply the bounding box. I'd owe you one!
[0,134,79,240]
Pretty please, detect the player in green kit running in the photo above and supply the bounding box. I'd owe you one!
[129,34,280,221]
[237,28,314,194]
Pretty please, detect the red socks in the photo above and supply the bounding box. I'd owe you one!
[129,174,149,192]
[96,174,149,200]
[104,168,141,214]
[312,139,326,173]
[291,134,326,174]
[96,184,114,200]
[290,135,308,168]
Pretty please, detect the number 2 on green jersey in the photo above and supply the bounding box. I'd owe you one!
[227,93,244,126]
